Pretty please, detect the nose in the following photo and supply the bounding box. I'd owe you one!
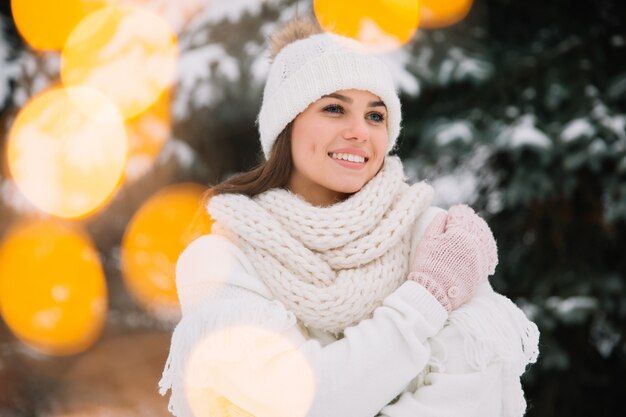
[342,116,370,142]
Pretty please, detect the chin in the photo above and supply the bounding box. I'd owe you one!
[330,181,367,194]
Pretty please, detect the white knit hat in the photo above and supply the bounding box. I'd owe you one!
[258,32,402,159]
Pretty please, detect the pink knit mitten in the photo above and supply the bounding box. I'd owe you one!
[408,205,498,312]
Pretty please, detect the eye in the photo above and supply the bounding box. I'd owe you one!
[322,104,344,114]
[367,112,385,123]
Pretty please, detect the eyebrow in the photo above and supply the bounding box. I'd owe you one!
[321,93,387,108]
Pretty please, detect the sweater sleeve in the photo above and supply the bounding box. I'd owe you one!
[377,324,505,417]
[159,234,448,417]
[378,284,540,417]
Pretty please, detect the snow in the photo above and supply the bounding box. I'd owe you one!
[0,19,20,108]
[448,47,493,82]
[591,316,621,358]
[125,155,155,182]
[430,47,493,86]
[430,171,478,208]
[13,85,29,107]
[410,46,435,79]
[546,295,598,323]
[560,118,596,143]
[486,191,504,214]
[434,121,474,146]
[381,48,420,96]
[13,54,57,101]
[0,41,13,106]
[516,299,540,321]
[157,138,195,169]
[43,53,60,74]
[124,0,206,33]
[505,106,520,118]
[186,0,272,27]
[0,180,40,215]
[173,43,240,118]
[611,35,625,47]
[498,115,553,149]
[591,101,609,118]
[601,114,626,140]
[589,139,607,154]
[245,40,271,85]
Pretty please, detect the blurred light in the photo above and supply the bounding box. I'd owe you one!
[419,0,473,29]
[313,0,420,51]
[121,183,211,319]
[121,0,206,33]
[61,5,179,119]
[185,326,316,417]
[11,0,108,51]
[124,89,172,181]
[0,220,107,356]
[6,86,127,219]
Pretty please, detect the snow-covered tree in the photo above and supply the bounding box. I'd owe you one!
[0,0,624,415]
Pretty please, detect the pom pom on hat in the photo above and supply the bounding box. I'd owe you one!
[258,19,402,159]
[269,17,323,59]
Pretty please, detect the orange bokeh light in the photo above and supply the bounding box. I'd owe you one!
[420,0,473,29]
[6,86,127,219]
[124,89,172,181]
[314,0,420,51]
[60,5,178,119]
[121,183,211,318]
[0,220,108,356]
[11,0,108,51]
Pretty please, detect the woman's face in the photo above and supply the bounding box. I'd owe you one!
[288,89,389,206]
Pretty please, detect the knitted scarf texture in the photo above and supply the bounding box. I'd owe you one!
[207,156,434,334]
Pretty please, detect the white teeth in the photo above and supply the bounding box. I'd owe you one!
[329,153,366,163]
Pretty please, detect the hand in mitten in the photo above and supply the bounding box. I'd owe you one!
[407,205,498,312]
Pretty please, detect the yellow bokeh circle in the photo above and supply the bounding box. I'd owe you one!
[0,220,108,356]
[11,0,107,51]
[124,89,172,181]
[6,86,127,219]
[420,0,473,29]
[314,0,420,51]
[61,5,179,119]
[121,183,211,318]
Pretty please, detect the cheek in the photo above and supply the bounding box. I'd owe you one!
[299,140,323,161]
[292,141,318,163]
[374,131,389,156]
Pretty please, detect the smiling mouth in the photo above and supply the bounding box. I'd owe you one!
[327,153,369,164]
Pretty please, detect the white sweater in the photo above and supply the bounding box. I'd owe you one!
[160,209,538,417]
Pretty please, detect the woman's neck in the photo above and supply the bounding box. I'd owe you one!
[287,178,349,207]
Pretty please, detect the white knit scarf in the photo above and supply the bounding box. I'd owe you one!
[207,156,433,334]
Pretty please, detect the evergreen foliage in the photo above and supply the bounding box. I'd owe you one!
[399,0,626,415]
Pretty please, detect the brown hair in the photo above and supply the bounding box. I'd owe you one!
[191,125,293,235]
[204,123,294,202]
[197,17,321,219]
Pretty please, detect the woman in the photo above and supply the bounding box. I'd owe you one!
[159,17,539,417]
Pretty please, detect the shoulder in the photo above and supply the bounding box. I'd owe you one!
[179,233,255,276]
[176,234,274,311]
